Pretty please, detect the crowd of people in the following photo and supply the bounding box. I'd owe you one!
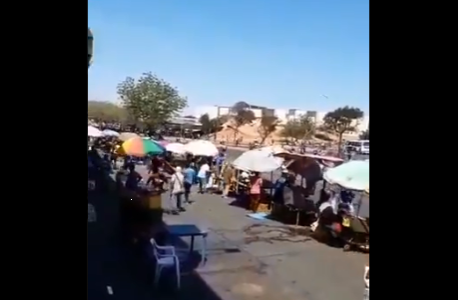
[89,135,278,217]
[89,136,231,215]
[89,134,359,223]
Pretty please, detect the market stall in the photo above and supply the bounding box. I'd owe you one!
[230,147,284,211]
[183,140,219,157]
[321,160,370,251]
[268,151,344,226]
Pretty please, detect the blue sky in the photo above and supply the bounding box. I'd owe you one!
[89,0,369,114]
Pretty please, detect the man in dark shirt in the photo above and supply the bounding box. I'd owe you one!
[125,164,142,191]
[214,150,226,176]
[273,169,290,204]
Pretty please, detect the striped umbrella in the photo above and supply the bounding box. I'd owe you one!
[117,137,165,157]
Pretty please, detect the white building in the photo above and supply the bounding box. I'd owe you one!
[193,105,368,136]
[275,109,327,125]
[193,105,264,119]
[169,116,202,126]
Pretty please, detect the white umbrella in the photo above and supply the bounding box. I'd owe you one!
[166,142,186,154]
[184,140,219,156]
[88,125,103,137]
[232,148,284,173]
[323,160,369,191]
[102,129,120,137]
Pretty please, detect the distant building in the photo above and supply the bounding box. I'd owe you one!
[168,116,202,126]
[193,105,265,119]
[192,105,368,136]
[216,105,263,118]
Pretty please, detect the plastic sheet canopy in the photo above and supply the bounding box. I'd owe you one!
[232,148,284,173]
[323,160,369,191]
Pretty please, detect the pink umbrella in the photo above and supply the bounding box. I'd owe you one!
[158,140,169,147]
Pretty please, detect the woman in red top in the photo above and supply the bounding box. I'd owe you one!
[249,172,263,212]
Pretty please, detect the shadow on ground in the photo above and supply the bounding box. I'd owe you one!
[88,152,225,300]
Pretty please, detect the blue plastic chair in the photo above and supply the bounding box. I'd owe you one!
[150,238,181,289]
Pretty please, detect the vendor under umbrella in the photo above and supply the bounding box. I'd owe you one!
[272,167,292,205]
[125,163,142,191]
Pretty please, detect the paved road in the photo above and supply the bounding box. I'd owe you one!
[88,154,368,300]
[141,166,366,300]
[131,162,368,300]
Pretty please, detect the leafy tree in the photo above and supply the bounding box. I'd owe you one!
[280,120,300,141]
[323,106,364,153]
[231,102,255,141]
[199,114,227,138]
[298,115,316,140]
[258,116,278,144]
[199,114,212,134]
[117,72,188,131]
[88,101,127,123]
[280,115,315,142]
[210,116,228,139]
[359,129,369,140]
[231,101,250,112]
[212,116,227,129]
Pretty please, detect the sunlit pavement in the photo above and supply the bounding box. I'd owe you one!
[138,164,367,300]
[159,189,367,300]
[88,158,367,300]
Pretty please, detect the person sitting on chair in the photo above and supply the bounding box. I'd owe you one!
[340,190,355,215]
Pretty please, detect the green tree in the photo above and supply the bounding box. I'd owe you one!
[88,101,127,123]
[199,113,212,134]
[280,115,315,142]
[199,114,227,138]
[117,72,188,131]
[298,115,316,140]
[232,101,250,112]
[280,119,300,141]
[258,115,278,144]
[210,116,228,140]
[231,102,255,141]
[323,106,364,153]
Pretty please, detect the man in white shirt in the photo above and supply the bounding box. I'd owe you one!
[197,162,210,193]
[169,166,185,214]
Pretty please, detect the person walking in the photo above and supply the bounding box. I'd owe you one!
[197,159,210,193]
[169,166,185,214]
[183,163,196,204]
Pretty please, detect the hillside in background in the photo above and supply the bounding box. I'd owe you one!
[213,117,337,144]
